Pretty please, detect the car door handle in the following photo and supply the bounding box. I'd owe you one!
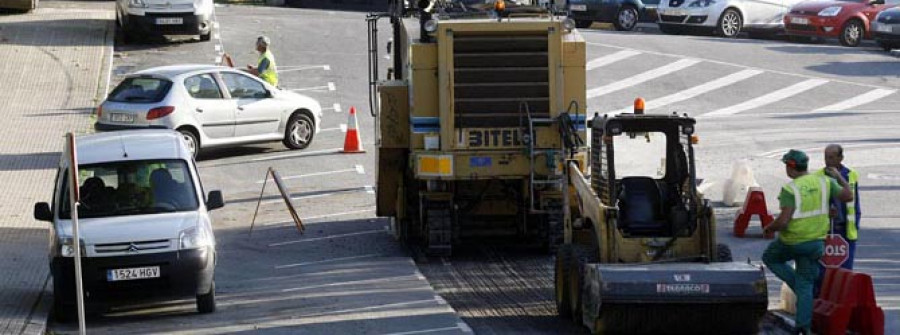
[238,106,245,111]
[196,108,204,113]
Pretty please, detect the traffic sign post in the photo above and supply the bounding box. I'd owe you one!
[67,133,86,334]
[820,234,850,268]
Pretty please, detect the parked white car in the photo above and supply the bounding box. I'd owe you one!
[95,64,323,158]
[34,130,224,322]
[116,0,213,43]
[656,0,806,37]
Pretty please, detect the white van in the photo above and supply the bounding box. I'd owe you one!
[115,0,214,43]
[33,130,224,322]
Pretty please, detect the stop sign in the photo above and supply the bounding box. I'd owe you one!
[820,234,850,267]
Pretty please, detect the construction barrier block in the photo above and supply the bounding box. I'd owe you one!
[733,187,774,238]
[814,268,885,335]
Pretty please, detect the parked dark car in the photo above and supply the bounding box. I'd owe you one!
[567,0,660,31]
[872,5,900,50]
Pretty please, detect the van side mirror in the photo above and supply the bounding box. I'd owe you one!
[206,190,225,210]
[34,202,52,222]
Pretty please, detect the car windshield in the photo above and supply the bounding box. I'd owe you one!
[59,159,199,219]
[107,77,172,103]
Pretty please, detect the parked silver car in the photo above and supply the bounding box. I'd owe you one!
[95,65,322,157]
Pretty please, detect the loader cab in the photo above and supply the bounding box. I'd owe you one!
[590,113,699,238]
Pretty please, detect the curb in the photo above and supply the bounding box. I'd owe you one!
[21,275,51,335]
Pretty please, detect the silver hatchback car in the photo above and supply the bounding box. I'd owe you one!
[95,64,322,157]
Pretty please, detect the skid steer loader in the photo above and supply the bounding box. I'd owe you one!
[555,111,769,334]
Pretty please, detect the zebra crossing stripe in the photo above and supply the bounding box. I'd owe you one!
[587,50,642,71]
[608,69,763,115]
[813,88,896,113]
[703,79,829,118]
[587,59,700,99]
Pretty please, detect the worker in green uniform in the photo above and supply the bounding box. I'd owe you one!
[763,149,853,335]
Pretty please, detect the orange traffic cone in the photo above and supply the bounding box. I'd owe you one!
[341,106,365,153]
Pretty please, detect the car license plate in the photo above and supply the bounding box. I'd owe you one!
[874,24,891,33]
[570,4,587,11]
[107,266,160,281]
[664,9,686,16]
[110,113,134,123]
[156,17,183,25]
[790,17,809,25]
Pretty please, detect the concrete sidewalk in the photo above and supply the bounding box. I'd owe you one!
[0,1,113,334]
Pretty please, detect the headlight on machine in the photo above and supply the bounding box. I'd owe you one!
[563,18,576,32]
[818,6,842,17]
[423,19,439,33]
[687,0,715,7]
[179,226,213,250]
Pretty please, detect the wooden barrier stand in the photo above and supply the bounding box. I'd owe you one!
[249,167,305,236]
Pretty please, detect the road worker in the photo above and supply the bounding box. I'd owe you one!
[762,149,853,335]
[246,35,278,86]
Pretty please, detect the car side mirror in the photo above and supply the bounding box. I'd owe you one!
[206,190,225,210]
[34,202,52,222]
[869,0,884,5]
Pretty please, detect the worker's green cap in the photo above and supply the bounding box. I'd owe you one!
[782,149,809,170]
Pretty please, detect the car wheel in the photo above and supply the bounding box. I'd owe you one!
[196,281,216,314]
[52,293,73,323]
[575,20,593,29]
[839,20,863,47]
[283,113,315,150]
[178,128,200,158]
[658,23,684,35]
[717,9,742,38]
[614,6,639,31]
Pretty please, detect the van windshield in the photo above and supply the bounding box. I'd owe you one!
[59,159,199,219]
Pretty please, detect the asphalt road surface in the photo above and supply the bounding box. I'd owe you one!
[48,2,899,334]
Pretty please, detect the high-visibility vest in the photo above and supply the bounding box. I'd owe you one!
[258,50,278,87]
[815,167,859,240]
[780,174,831,245]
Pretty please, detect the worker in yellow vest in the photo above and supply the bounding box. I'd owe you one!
[763,149,853,335]
[246,35,278,87]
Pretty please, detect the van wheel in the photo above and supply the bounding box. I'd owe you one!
[196,281,216,314]
[283,113,314,150]
[716,9,742,38]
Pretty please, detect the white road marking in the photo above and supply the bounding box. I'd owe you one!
[214,44,221,52]
[269,229,383,247]
[302,299,438,318]
[458,322,474,333]
[256,165,364,183]
[328,82,336,91]
[759,142,900,158]
[319,124,347,132]
[607,69,763,115]
[215,56,222,64]
[381,327,470,335]
[262,186,371,205]
[254,208,378,231]
[365,185,375,194]
[587,59,700,99]
[250,148,342,162]
[333,103,342,112]
[703,79,829,118]
[213,21,220,29]
[274,253,381,269]
[289,85,333,92]
[813,88,897,113]
[281,274,418,291]
[868,173,900,180]
[585,42,896,91]
[434,296,448,305]
[214,33,220,40]
[277,65,331,73]
[586,50,642,71]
